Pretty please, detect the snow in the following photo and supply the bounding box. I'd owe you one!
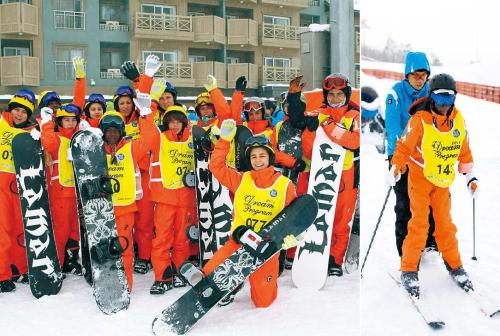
[361,76,500,335]
[1,269,359,336]
[307,24,330,32]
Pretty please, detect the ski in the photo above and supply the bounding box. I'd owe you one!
[449,277,500,318]
[388,272,445,330]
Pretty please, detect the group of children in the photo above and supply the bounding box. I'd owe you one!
[0,55,360,308]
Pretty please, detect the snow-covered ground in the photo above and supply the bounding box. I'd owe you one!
[361,76,500,335]
[1,258,359,336]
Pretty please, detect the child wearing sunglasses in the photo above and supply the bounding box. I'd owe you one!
[388,73,478,298]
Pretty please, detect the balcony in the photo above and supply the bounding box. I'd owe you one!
[263,66,300,85]
[192,16,225,44]
[262,23,300,48]
[228,63,258,89]
[134,13,193,41]
[136,60,194,87]
[100,68,124,79]
[193,62,226,88]
[99,21,129,32]
[54,10,85,30]
[0,56,39,86]
[0,2,38,35]
[262,0,309,8]
[309,0,320,6]
[227,19,258,47]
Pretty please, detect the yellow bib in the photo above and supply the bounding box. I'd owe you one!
[106,142,137,206]
[319,113,354,170]
[422,113,466,187]
[125,121,140,140]
[233,172,289,232]
[55,136,75,187]
[151,133,194,189]
[0,116,25,174]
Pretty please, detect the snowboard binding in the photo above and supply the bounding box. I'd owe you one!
[90,236,128,264]
[186,224,199,243]
[182,170,196,188]
[81,175,120,200]
[233,226,278,260]
[178,261,204,287]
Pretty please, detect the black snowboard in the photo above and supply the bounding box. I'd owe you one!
[12,132,63,298]
[234,125,252,172]
[276,121,303,184]
[191,126,232,267]
[70,130,129,314]
[152,194,319,335]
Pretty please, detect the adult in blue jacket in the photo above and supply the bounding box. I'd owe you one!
[385,51,437,256]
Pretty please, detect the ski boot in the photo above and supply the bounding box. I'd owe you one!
[218,283,244,307]
[90,236,126,264]
[62,240,83,276]
[328,256,343,277]
[133,259,151,274]
[173,275,186,288]
[449,266,474,292]
[150,280,173,295]
[10,265,29,283]
[178,261,204,287]
[0,280,16,293]
[401,271,420,298]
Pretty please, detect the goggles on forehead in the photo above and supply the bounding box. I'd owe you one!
[15,93,35,105]
[63,103,82,116]
[323,76,348,90]
[243,100,263,113]
[245,134,269,147]
[115,86,134,97]
[88,93,106,104]
[196,95,212,106]
[431,91,456,106]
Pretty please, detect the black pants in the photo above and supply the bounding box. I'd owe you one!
[393,170,437,257]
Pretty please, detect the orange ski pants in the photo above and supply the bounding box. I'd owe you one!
[51,196,78,267]
[401,169,462,272]
[330,186,358,265]
[134,171,154,260]
[203,237,279,308]
[116,212,135,291]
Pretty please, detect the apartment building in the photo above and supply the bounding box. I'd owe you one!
[0,0,357,99]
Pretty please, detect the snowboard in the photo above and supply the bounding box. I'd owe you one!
[344,189,360,274]
[234,125,252,172]
[152,194,319,335]
[12,132,63,298]
[292,127,346,289]
[191,125,232,267]
[276,120,303,184]
[70,130,129,314]
[76,183,93,285]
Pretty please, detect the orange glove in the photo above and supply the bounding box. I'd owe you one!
[288,75,305,94]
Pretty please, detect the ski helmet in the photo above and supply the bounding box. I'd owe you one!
[322,73,352,104]
[244,135,275,166]
[163,104,189,131]
[38,90,61,109]
[55,103,82,127]
[84,93,107,117]
[113,86,135,112]
[8,89,36,117]
[404,52,431,77]
[99,111,126,138]
[429,73,457,93]
[163,81,178,102]
[243,97,265,120]
[195,92,214,116]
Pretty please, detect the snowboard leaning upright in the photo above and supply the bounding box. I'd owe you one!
[292,127,346,289]
[12,132,63,298]
[152,194,319,335]
[70,130,129,314]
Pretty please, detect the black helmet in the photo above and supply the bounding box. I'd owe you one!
[99,111,126,138]
[429,73,457,94]
[244,135,275,166]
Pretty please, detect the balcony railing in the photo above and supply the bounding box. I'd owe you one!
[54,10,85,30]
[54,60,86,80]
[0,2,38,35]
[193,62,226,88]
[192,16,225,44]
[228,63,258,89]
[309,0,320,6]
[227,19,258,46]
[262,0,309,7]
[135,12,191,33]
[136,60,192,80]
[263,23,299,41]
[99,22,129,32]
[0,56,39,86]
[263,66,300,85]
[100,69,124,79]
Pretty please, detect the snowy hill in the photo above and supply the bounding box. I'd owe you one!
[361,76,500,335]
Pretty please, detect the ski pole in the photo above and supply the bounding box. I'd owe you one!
[360,186,392,278]
[472,198,477,261]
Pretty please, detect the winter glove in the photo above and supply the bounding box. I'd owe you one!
[385,165,401,187]
[204,75,218,92]
[66,147,73,161]
[235,76,247,92]
[40,107,54,125]
[121,61,140,81]
[288,75,305,94]
[281,235,299,250]
[87,127,103,138]
[30,129,41,141]
[144,54,161,78]
[209,125,220,144]
[220,119,237,142]
[305,116,319,132]
[464,173,479,199]
[150,79,167,102]
[292,158,306,173]
[79,119,91,131]
[72,56,86,79]
[133,92,152,116]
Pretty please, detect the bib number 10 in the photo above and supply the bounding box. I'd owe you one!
[437,164,451,175]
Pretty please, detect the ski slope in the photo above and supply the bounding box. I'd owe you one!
[1,254,359,335]
[361,75,500,335]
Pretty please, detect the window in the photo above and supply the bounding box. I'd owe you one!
[101,49,124,70]
[54,0,84,29]
[1,0,32,4]
[189,55,206,63]
[141,4,175,15]
[188,12,206,17]
[57,0,82,11]
[142,50,177,63]
[300,14,320,27]
[100,1,126,23]
[3,47,29,56]
[227,57,240,64]
[226,15,239,20]
[263,15,290,26]
[264,57,291,68]
[55,46,85,80]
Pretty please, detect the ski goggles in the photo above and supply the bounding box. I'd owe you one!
[61,103,82,117]
[323,75,349,90]
[195,94,212,106]
[243,100,264,113]
[431,90,456,106]
[245,134,270,148]
[41,91,61,106]
[15,89,36,105]
[88,93,106,105]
